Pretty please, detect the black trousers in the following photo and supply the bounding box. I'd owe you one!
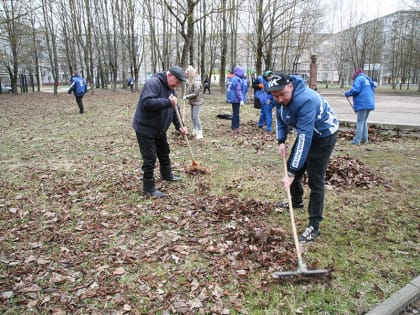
[288,132,337,228]
[75,95,84,113]
[135,132,171,179]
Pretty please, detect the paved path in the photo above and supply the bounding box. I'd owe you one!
[319,89,420,129]
[320,89,420,313]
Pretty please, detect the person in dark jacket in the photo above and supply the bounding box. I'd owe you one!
[344,68,376,144]
[68,71,87,114]
[203,74,211,94]
[268,72,339,242]
[132,66,187,198]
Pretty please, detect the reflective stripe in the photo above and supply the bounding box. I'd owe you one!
[291,133,305,169]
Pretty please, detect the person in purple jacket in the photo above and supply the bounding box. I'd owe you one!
[132,66,187,198]
[344,68,376,145]
[226,66,245,132]
[268,72,339,242]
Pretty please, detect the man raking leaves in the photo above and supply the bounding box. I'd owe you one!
[132,66,188,198]
[268,72,338,278]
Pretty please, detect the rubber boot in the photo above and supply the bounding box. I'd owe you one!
[191,128,197,138]
[160,165,182,182]
[195,129,203,140]
[143,178,165,198]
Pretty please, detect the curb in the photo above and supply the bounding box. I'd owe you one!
[339,120,420,137]
[339,121,420,131]
[366,276,420,315]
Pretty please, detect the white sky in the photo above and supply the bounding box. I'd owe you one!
[321,0,417,32]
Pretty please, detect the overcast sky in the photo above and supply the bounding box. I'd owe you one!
[321,0,417,32]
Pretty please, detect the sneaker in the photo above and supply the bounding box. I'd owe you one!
[276,200,304,209]
[298,226,320,242]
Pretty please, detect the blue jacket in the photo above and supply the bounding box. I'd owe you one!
[275,75,339,172]
[226,66,244,103]
[132,71,182,137]
[344,73,376,112]
[254,75,273,107]
[68,75,87,96]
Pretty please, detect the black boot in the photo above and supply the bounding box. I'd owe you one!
[143,178,165,198]
[160,166,182,182]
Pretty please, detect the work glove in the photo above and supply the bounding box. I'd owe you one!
[258,83,264,89]
[240,101,244,106]
[183,96,187,100]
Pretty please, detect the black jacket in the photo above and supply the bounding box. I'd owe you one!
[132,71,182,137]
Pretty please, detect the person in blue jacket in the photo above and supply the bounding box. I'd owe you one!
[132,66,187,198]
[267,72,339,242]
[242,75,249,104]
[253,70,274,132]
[226,66,245,132]
[68,71,87,114]
[344,68,376,145]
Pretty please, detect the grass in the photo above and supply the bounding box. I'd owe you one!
[0,88,419,314]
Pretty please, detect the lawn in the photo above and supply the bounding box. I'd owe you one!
[0,88,418,314]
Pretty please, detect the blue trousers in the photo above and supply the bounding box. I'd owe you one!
[354,110,371,144]
[258,103,273,131]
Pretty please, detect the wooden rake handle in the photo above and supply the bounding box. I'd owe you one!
[173,99,195,161]
[283,155,306,271]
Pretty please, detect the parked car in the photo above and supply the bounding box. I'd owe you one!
[0,84,13,93]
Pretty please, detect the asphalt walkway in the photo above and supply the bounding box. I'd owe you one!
[318,89,420,132]
[319,89,420,314]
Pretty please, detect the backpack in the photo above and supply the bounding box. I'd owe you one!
[75,78,87,95]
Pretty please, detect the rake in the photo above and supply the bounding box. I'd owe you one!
[272,155,329,279]
[172,97,210,175]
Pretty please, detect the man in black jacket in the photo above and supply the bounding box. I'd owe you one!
[132,66,187,197]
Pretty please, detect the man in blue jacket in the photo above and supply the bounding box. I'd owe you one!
[68,72,87,114]
[267,73,339,242]
[344,68,376,145]
[132,66,187,198]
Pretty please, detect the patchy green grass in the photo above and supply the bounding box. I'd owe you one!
[0,89,418,314]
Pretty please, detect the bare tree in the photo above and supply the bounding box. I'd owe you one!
[219,0,228,90]
[1,0,28,94]
[245,0,318,75]
[162,0,201,68]
[126,0,144,91]
[83,0,94,92]
[199,1,222,85]
[41,0,60,95]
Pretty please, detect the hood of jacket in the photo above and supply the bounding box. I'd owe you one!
[234,66,245,78]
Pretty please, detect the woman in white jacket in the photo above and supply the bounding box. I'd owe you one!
[184,66,204,139]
